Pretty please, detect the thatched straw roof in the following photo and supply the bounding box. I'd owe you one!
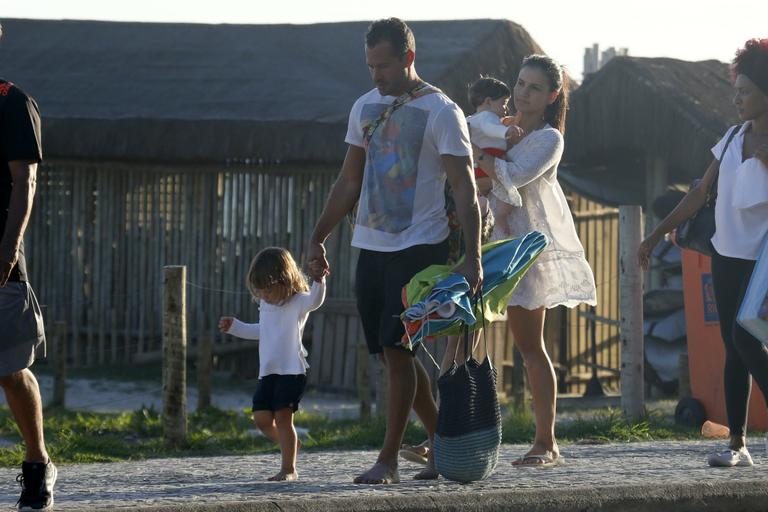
[0,18,543,164]
[562,57,738,205]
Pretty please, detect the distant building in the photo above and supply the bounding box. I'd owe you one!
[583,43,629,79]
[584,44,600,76]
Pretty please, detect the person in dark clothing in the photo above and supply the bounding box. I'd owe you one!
[0,21,57,511]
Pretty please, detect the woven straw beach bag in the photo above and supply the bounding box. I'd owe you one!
[433,314,502,482]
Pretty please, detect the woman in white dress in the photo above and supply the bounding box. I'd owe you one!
[476,55,597,466]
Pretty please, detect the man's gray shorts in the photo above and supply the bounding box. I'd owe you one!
[0,282,45,377]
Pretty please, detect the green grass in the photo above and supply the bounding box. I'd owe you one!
[503,407,700,444]
[0,405,701,467]
[0,406,427,467]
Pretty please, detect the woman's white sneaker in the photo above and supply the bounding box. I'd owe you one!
[707,447,754,467]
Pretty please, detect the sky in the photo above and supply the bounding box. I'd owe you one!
[2,0,766,79]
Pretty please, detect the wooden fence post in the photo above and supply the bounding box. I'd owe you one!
[619,205,644,420]
[197,336,212,410]
[51,321,68,408]
[163,265,187,446]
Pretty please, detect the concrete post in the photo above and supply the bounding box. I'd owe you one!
[620,205,645,420]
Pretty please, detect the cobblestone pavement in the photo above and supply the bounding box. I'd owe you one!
[1,440,766,510]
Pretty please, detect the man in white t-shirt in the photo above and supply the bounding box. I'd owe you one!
[308,18,482,484]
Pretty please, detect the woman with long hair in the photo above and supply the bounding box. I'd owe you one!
[638,39,768,467]
[476,55,597,466]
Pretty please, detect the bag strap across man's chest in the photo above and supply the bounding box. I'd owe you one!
[362,82,442,147]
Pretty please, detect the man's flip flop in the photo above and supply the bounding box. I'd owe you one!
[513,453,564,468]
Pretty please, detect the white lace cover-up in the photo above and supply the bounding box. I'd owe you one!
[489,125,597,310]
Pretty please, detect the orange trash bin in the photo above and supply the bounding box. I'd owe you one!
[680,248,768,430]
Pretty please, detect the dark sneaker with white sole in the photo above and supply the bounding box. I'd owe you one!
[16,460,57,511]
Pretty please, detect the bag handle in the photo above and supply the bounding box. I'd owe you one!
[707,124,742,204]
[456,287,491,368]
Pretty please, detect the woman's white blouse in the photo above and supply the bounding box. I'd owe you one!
[711,122,768,260]
[490,125,597,310]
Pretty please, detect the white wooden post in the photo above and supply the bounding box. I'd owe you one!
[619,206,645,420]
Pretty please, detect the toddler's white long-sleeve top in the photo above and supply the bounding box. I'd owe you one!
[466,110,508,150]
[226,279,326,377]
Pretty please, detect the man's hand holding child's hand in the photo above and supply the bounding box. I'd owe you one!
[308,260,327,282]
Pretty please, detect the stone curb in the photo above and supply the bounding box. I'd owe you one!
[82,480,768,512]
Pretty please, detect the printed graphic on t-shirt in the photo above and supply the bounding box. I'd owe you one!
[358,103,429,234]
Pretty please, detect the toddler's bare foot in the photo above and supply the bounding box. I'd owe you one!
[353,461,400,484]
[268,469,298,481]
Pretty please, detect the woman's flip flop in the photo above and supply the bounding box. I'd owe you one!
[513,453,564,468]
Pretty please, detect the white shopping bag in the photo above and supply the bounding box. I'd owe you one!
[738,235,768,345]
